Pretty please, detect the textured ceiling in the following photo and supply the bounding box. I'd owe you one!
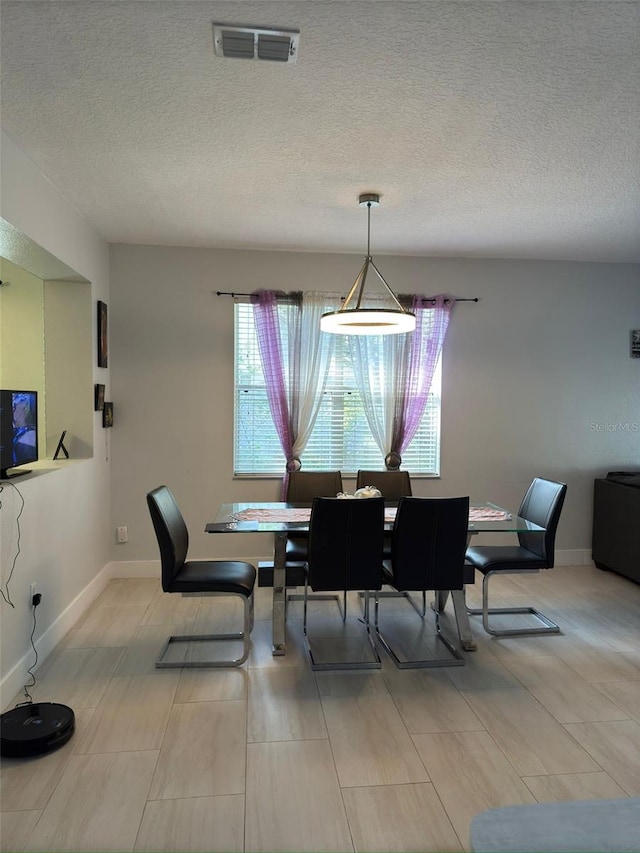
[1,1,639,262]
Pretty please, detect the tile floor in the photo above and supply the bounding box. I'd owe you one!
[1,564,640,852]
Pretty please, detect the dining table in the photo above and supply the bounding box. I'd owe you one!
[206,500,545,655]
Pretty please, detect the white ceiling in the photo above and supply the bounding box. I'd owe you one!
[1,1,639,262]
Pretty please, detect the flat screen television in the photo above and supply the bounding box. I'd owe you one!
[0,390,39,479]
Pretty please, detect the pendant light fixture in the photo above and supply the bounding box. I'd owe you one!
[320,193,416,335]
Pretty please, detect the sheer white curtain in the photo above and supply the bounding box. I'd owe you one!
[289,291,338,461]
[251,290,338,491]
[349,294,455,469]
[349,326,407,463]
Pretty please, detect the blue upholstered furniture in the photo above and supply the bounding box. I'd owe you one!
[470,797,640,852]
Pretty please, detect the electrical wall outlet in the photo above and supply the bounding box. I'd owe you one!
[116,525,128,543]
[29,582,37,606]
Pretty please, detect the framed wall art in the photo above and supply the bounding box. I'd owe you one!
[94,383,105,411]
[102,401,113,428]
[631,329,640,359]
[97,300,108,367]
[53,430,69,460]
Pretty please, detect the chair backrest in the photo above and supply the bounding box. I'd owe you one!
[389,496,469,591]
[517,477,567,565]
[356,469,412,498]
[286,470,343,502]
[146,485,189,591]
[307,496,384,592]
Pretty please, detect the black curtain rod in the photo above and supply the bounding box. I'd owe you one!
[215,291,478,302]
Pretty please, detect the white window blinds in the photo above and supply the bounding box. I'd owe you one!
[234,301,440,476]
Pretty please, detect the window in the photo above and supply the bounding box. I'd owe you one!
[234,301,441,476]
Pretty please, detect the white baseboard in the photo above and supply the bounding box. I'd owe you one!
[555,549,594,566]
[0,563,112,711]
[110,560,159,578]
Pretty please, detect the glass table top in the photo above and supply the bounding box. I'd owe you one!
[205,501,545,534]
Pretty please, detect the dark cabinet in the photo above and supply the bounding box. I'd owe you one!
[592,474,640,584]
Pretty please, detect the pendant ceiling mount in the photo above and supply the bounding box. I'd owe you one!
[320,194,416,336]
[358,193,380,208]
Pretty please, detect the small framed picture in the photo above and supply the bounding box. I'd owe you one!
[631,330,640,359]
[94,383,105,411]
[103,401,114,428]
[53,430,69,460]
[97,300,108,367]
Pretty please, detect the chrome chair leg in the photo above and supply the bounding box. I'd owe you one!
[287,589,342,615]
[466,570,560,636]
[360,589,425,618]
[363,590,382,664]
[156,591,253,669]
[450,588,477,651]
[289,591,341,603]
[376,591,464,669]
[433,603,465,663]
[303,583,381,671]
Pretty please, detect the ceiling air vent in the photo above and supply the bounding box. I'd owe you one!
[212,24,299,64]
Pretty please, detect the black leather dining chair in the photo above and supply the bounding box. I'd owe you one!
[303,496,384,670]
[147,485,256,667]
[256,470,343,589]
[282,470,344,607]
[375,496,469,668]
[465,477,567,636]
[356,469,413,560]
[285,470,343,561]
[286,469,344,502]
[356,469,412,499]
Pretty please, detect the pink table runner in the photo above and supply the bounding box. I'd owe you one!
[231,506,511,523]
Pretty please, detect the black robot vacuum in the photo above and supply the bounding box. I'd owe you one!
[0,702,75,757]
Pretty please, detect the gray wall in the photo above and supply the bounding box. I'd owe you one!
[1,132,111,708]
[110,244,640,568]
